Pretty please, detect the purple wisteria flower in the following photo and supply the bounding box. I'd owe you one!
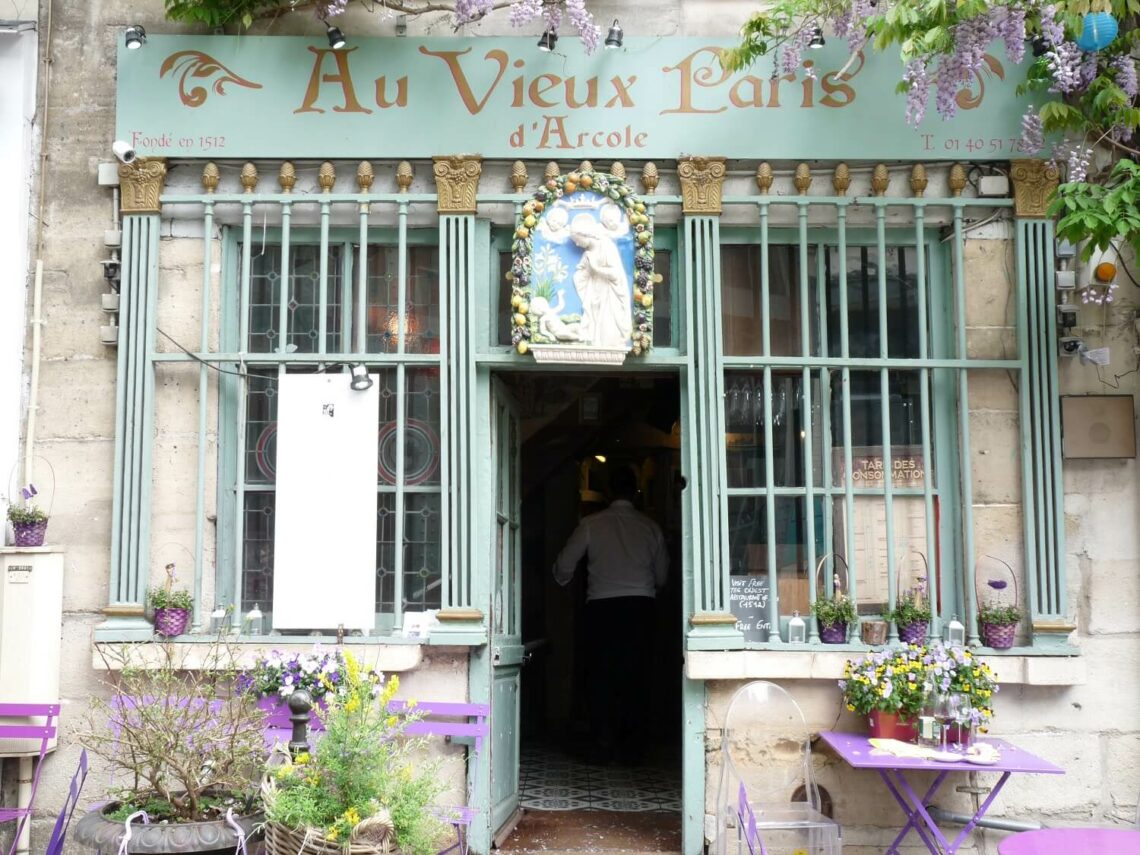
[1019,109,1045,154]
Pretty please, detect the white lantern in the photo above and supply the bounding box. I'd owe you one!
[788,610,807,644]
[945,613,965,646]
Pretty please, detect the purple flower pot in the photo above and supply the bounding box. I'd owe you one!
[980,621,1016,649]
[12,520,47,547]
[898,622,928,645]
[153,607,191,637]
[819,623,848,644]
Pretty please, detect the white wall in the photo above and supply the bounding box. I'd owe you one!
[0,24,37,503]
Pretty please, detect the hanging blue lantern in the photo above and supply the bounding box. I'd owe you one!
[1075,11,1118,52]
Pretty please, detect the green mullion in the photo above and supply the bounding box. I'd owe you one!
[915,215,938,640]
[952,208,980,644]
[876,205,898,642]
[137,218,159,607]
[759,203,780,641]
[708,219,730,615]
[837,208,856,608]
[1040,222,1064,617]
[1027,222,1050,616]
[394,360,408,627]
[1014,222,1041,626]
[340,242,352,352]
[680,223,704,620]
[438,216,453,610]
[275,202,291,621]
[816,244,832,644]
[697,217,721,613]
[464,216,478,609]
[192,200,216,629]
[686,219,709,613]
[119,220,144,603]
[232,201,254,627]
[355,203,368,353]
[1032,221,1058,614]
[319,200,330,355]
[798,202,818,638]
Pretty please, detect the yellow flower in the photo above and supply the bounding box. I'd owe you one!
[326,829,339,842]
[345,697,361,713]
[294,752,310,765]
[343,807,361,826]
[846,704,855,712]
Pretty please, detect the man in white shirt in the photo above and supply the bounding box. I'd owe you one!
[553,466,668,764]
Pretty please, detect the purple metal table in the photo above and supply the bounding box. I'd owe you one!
[997,827,1140,855]
[819,731,1064,855]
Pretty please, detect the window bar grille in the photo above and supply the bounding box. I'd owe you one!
[1041,226,1064,616]
[914,206,938,639]
[798,202,818,638]
[1014,224,1041,622]
[356,200,368,354]
[837,204,857,611]
[393,201,409,626]
[759,201,780,642]
[816,243,832,645]
[875,202,899,642]
[192,196,216,629]
[319,197,331,355]
[232,194,254,628]
[681,220,704,618]
[439,215,454,610]
[710,221,731,616]
[952,206,980,644]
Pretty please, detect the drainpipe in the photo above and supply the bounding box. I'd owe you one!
[926,805,1043,833]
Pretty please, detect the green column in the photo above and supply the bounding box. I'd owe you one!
[102,158,166,637]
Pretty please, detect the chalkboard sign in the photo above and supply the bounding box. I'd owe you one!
[730,575,772,642]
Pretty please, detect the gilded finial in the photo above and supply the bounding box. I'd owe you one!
[949,163,967,197]
[794,162,812,194]
[318,161,336,193]
[544,161,560,182]
[396,161,413,193]
[755,162,774,194]
[201,162,220,194]
[611,162,626,181]
[871,163,890,196]
[641,162,659,194]
[510,160,528,192]
[579,160,594,174]
[832,163,851,196]
[239,162,258,193]
[910,164,928,197]
[278,161,296,194]
[357,161,375,192]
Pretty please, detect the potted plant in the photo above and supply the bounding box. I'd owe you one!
[922,641,999,744]
[262,650,447,855]
[977,560,1021,650]
[886,579,932,645]
[840,644,928,740]
[6,483,48,547]
[238,648,360,733]
[811,573,857,643]
[75,641,267,855]
[149,563,193,637]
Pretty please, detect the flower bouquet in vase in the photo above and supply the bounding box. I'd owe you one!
[977,556,1021,650]
[840,645,928,741]
[922,642,999,745]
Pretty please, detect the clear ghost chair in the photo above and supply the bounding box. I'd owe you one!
[716,681,842,855]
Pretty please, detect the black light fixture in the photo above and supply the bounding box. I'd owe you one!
[808,25,826,49]
[326,24,347,50]
[604,19,624,49]
[1031,35,1050,56]
[349,364,373,392]
[102,258,121,282]
[124,25,147,50]
[537,26,557,52]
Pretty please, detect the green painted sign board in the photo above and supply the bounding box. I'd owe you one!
[117,35,1037,160]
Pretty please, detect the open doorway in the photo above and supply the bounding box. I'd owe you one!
[494,371,683,853]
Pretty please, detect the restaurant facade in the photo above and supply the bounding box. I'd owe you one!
[5,2,1139,854]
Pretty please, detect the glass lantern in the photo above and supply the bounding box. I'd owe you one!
[788,611,807,644]
[945,613,965,646]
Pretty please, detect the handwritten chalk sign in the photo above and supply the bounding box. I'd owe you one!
[730,575,772,642]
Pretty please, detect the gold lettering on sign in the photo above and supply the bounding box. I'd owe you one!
[374,76,408,108]
[662,48,731,114]
[677,156,727,215]
[433,156,483,213]
[295,47,371,114]
[159,51,263,108]
[419,47,510,115]
[119,158,168,215]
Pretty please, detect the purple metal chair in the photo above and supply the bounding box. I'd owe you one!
[43,749,89,855]
[0,702,60,855]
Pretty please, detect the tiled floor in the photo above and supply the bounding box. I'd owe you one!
[519,743,682,812]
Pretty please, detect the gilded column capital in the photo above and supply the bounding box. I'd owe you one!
[119,158,168,215]
[677,156,727,215]
[1011,159,1060,218]
[432,156,483,214]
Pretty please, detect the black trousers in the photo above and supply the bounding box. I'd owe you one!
[585,595,655,753]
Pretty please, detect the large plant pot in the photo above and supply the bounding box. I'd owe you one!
[74,803,263,855]
[819,623,848,644]
[897,622,927,645]
[153,607,191,637]
[980,621,1016,649]
[12,520,47,547]
[867,709,918,742]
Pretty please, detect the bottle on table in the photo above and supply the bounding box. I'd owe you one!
[917,675,940,748]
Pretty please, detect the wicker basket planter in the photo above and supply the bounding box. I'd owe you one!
[262,778,402,855]
[12,519,48,547]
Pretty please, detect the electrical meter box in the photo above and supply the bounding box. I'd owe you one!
[0,548,64,756]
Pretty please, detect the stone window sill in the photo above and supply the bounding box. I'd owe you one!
[685,648,1085,686]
